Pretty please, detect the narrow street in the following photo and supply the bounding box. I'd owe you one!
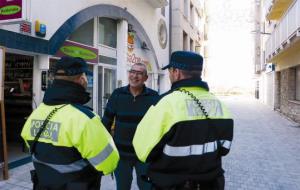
[1,96,300,190]
[222,96,300,190]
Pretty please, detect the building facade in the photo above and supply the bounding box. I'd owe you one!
[170,0,206,54]
[260,0,300,123]
[0,0,169,178]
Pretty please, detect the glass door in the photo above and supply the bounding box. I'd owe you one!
[97,66,116,116]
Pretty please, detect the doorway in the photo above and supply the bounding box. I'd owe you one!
[4,53,33,168]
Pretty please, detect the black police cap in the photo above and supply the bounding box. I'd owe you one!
[162,51,203,71]
[54,56,92,76]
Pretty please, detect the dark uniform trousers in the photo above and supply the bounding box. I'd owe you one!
[151,175,225,190]
[31,169,101,190]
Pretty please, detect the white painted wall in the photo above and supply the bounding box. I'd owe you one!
[1,0,168,70]
[171,0,204,53]
[1,0,170,94]
[117,19,128,85]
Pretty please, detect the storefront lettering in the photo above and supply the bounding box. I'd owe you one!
[127,53,142,64]
[0,5,21,15]
[127,53,152,71]
[60,46,97,60]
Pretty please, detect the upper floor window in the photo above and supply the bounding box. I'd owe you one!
[183,31,188,50]
[68,19,94,46]
[196,11,201,29]
[184,0,189,18]
[190,3,194,25]
[161,7,165,17]
[190,38,194,51]
[99,18,117,48]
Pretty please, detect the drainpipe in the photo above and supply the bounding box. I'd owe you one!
[254,0,261,99]
[169,0,172,58]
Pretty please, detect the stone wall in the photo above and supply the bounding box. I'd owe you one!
[274,71,281,110]
[278,68,300,123]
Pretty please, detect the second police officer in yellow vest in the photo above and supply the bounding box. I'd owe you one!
[133,51,234,190]
[21,57,119,190]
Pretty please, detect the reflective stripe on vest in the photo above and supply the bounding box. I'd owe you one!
[163,140,232,157]
[32,155,89,173]
[88,143,114,167]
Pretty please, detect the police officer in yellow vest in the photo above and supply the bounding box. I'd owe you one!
[21,56,119,190]
[133,51,234,190]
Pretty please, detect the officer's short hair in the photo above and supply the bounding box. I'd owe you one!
[180,69,202,79]
[54,72,83,81]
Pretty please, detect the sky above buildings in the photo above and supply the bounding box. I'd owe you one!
[205,0,255,93]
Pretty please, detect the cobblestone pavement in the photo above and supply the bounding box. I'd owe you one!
[1,96,300,190]
[222,96,300,190]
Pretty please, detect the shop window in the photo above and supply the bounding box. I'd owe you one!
[4,53,33,161]
[68,19,94,46]
[99,18,117,48]
[4,54,33,97]
[85,65,94,108]
[296,66,300,101]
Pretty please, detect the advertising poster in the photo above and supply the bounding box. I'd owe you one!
[55,40,99,64]
[0,0,26,24]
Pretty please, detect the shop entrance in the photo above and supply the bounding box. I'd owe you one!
[4,53,33,168]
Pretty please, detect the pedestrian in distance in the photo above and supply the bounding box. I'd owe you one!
[102,63,160,190]
[21,56,119,190]
[133,51,234,190]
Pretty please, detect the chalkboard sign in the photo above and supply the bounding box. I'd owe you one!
[0,46,8,179]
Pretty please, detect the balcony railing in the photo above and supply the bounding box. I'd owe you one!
[265,0,300,62]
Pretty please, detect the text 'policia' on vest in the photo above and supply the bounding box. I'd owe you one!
[21,57,119,190]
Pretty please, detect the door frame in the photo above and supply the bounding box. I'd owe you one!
[0,46,9,180]
[96,63,117,116]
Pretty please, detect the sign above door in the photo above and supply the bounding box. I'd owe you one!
[55,40,99,64]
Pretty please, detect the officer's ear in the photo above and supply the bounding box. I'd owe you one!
[75,73,88,89]
[173,68,182,81]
